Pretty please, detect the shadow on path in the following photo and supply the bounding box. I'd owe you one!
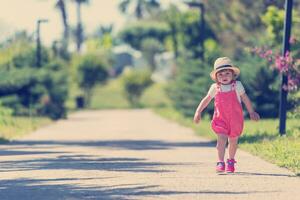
[7,139,215,151]
[0,150,64,156]
[0,154,180,173]
[0,177,271,200]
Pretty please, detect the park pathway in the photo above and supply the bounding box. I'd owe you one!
[0,109,299,200]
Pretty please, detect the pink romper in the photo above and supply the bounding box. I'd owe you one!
[211,81,244,138]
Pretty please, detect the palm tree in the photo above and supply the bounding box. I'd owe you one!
[119,0,160,19]
[94,24,114,38]
[55,0,69,56]
[73,0,89,52]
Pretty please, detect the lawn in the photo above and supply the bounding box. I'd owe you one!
[90,78,171,109]
[0,116,51,142]
[90,78,130,109]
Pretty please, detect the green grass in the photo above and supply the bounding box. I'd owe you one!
[90,78,172,109]
[0,117,52,142]
[140,83,172,108]
[155,107,300,176]
[90,78,130,109]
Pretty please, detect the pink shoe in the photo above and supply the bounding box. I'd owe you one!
[216,161,225,173]
[226,159,236,173]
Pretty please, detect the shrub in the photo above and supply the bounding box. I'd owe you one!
[77,53,109,107]
[167,58,212,117]
[121,68,153,107]
[38,60,69,119]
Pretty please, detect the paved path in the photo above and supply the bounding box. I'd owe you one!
[0,110,299,200]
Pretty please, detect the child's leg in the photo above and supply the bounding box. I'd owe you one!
[228,136,239,159]
[216,134,228,161]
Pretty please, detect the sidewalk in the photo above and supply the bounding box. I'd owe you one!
[0,109,299,200]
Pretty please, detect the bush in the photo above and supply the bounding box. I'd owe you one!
[167,58,212,117]
[0,61,69,120]
[0,67,45,116]
[237,52,281,118]
[121,68,153,107]
[38,60,69,119]
[77,53,109,107]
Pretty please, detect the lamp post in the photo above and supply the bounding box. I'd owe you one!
[36,19,49,67]
[279,0,293,135]
[184,1,205,61]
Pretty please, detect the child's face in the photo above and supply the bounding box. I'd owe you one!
[216,69,234,84]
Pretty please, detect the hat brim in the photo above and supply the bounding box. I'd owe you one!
[210,66,240,81]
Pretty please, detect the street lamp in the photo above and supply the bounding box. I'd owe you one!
[184,0,205,61]
[36,19,49,67]
[279,0,293,135]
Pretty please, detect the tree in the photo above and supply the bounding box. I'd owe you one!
[55,0,69,56]
[202,0,285,57]
[261,5,285,46]
[94,24,114,38]
[162,4,183,59]
[119,21,169,50]
[72,0,89,52]
[119,0,160,19]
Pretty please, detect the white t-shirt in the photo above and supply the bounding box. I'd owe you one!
[207,81,245,102]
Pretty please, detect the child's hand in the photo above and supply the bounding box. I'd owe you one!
[193,112,201,124]
[250,112,260,121]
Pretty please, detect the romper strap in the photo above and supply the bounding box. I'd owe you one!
[216,83,221,92]
[231,81,236,90]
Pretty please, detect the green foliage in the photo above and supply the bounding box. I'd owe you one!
[0,62,69,120]
[0,102,13,127]
[181,10,204,59]
[167,58,212,118]
[0,67,46,117]
[119,21,170,50]
[0,68,42,95]
[38,60,69,119]
[121,68,153,107]
[261,6,285,46]
[202,1,285,56]
[237,52,281,118]
[141,38,164,71]
[77,53,109,106]
[161,4,184,57]
[288,91,300,119]
[86,36,112,51]
[0,36,69,120]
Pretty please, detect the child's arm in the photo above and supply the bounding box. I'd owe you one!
[240,93,260,121]
[193,95,212,124]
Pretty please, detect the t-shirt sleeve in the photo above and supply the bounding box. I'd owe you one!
[236,81,245,96]
[207,83,217,98]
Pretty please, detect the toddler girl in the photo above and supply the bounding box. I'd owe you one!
[193,57,260,173]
